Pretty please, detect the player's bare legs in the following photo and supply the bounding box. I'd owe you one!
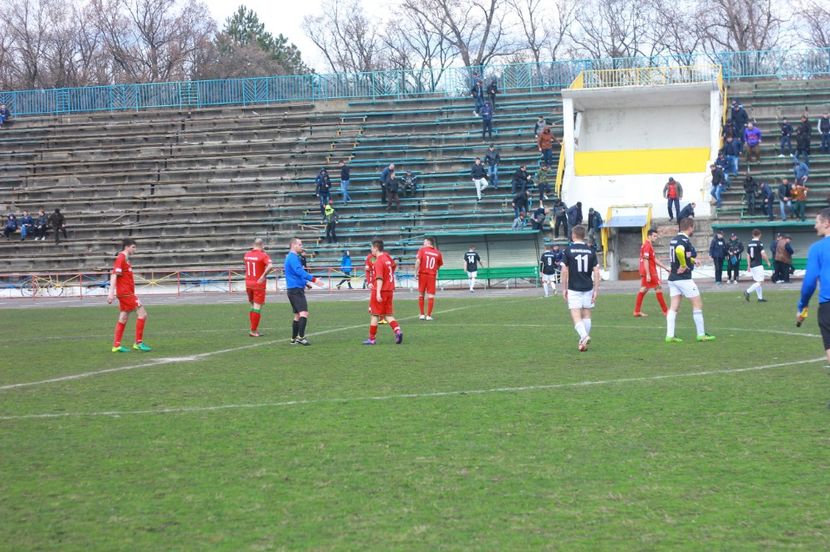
[425,293,435,320]
[567,303,591,351]
[250,300,263,336]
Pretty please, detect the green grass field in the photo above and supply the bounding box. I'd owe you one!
[1,290,829,550]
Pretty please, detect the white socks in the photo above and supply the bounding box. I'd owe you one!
[693,309,705,336]
[469,277,476,291]
[574,322,588,339]
[747,282,762,298]
[542,282,549,296]
[666,310,677,338]
[583,318,592,335]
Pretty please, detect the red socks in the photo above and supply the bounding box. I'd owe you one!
[135,317,146,344]
[418,295,425,315]
[250,309,261,331]
[655,291,668,314]
[634,291,645,313]
[389,320,400,333]
[113,321,126,347]
[369,325,378,340]
[427,298,435,316]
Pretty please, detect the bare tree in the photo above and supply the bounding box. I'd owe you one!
[649,0,705,65]
[547,0,576,61]
[569,0,659,62]
[8,0,53,88]
[801,1,830,48]
[698,0,785,53]
[302,0,383,73]
[508,0,550,65]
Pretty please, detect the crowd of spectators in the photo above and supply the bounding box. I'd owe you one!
[3,208,65,242]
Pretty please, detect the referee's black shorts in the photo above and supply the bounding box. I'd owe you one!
[819,302,830,350]
[287,288,308,314]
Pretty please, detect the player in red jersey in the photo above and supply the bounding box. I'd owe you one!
[107,238,151,352]
[415,237,443,320]
[634,228,670,317]
[364,239,403,345]
[243,238,274,337]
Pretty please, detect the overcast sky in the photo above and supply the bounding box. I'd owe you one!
[201,0,395,73]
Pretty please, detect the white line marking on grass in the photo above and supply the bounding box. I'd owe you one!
[0,305,478,391]
[0,357,823,421]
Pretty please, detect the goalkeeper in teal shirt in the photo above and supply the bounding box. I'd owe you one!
[797,208,830,364]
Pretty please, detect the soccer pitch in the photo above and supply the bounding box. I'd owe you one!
[1,290,828,550]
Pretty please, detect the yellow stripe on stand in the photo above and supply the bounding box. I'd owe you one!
[574,148,710,176]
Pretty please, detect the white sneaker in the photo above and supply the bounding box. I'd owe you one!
[578,335,591,352]
[425,316,433,321]
[418,315,426,320]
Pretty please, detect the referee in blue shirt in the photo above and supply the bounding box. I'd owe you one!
[285,238,320,345]
[797,208,830,364]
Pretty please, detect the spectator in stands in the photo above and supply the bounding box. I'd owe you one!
[818,112,830,154]
[535,163,553,202]
[18,211,33,241]
[471,157,489,201]
[3,213,18,239]
[759,181,775,221]
[339,160,351,203]
[512,190,529,218]
[774,235,794,283]
[722,119,733,141]
[315,168,331,220]
[484,145,500,189]
[511,165,532,195]
[0,104,10,127]
[470,76,484,115]
[324,201,338,243]
[534,115,546,138]
[49,208,67,243]
[715,152,731,187]
[552,199,568,238]
[35,209,48,240]
[743,122,762,163]
[537,126,557,167]
[726,232,743,284]
[566,201,583,229]
[379,163,394,206]
[796,115,811,164]
[480,101,494,140]
[511,210,527,230]
[587,207,603,246]
[791,179,808,222]
[386,170,401,211]
[402,171,417,197]
[709,229,728,285]
[530,204,548,230]
[663,177,682,221]
[486,79,498,110]
[731,101,749,141]
[336,250,353,289]
[779,118,793,157]
[793,158,810,185]
[777,179,792,221]
[722,135,741,176]
[743,173,757,215]
[677,202,695,226]
[710,164,725,208]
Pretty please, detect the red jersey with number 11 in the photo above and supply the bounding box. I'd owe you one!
[244,249,272,290]
[416,246,443,275]
[375,252,396,291]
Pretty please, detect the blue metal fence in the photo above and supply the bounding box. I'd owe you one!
[0,48,828,118]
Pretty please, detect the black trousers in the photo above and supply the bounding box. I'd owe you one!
[325,222,337,243]
[380,184,387,205]
[713,257,724,283]
[727,260,740,282]
[554,215,568,238]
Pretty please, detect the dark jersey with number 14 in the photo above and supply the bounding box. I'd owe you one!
[563,243,597,291]
[464,251,481,272]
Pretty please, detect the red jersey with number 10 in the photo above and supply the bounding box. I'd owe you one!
[375,252,396,291]
[112,252,135,297]
[639,240,657,277]
[244,249,272,290]
[416,246,443,275]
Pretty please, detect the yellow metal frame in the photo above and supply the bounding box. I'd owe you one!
[599,204,653,269]
[556,71,585,198]
[582,64,720,89]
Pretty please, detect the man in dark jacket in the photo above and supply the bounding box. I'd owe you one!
[709,229,728,284]
[759,181,775,221]
[379,163,394,205]
[722,136,741,175]
[710,164,726,208]
[818,112,830,154]
[511,165,532,195]
[676,202,695,226]
[743,174,757,215]
[726,233,743,284]
[386,170,401,211]
[471,157,489,201]
[484,145,500,189]
[529,205,548,230]
[662,177,683,220]
[552,200,568,239]
[339,160,351,203]
[796,115,811,164]
[480,101,493,140]
[470,77,484,115]
[731,101,749,141]
[779,118,793,157]
[315,168,331,220]
[486,80,498,110]
[566,202,583,228]
[512,190,529,218]
[774,234,794,283]
[587,207,603,245]
[777,178,792,221]
[48,208,67,244]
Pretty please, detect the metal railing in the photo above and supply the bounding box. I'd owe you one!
[582,64,721,89]
[0,48,828,118]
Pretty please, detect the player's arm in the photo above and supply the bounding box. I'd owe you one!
[761,249,771,268]
[798,249,820,317]
[414,253,421,279]
[675,244,688,273]
[257,262,274,284]
[591,265,600,300]
[560,265,569,299]
[107,271,118,303]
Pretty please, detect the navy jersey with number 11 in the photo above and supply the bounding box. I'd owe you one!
[563,243,597,291]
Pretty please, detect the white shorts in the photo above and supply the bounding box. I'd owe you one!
[668,279,700,298]
[467,271,477,279]
[567,290,594,310]
[541,272,556,283]
[750,265,765,282]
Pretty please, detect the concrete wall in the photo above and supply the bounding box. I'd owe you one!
[580,104,709,151]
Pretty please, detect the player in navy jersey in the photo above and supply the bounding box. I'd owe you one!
[561,225,600,351]
[665,217,715,343]
[744,228,771,302]
[464,246,484,292]
[539,244,560,297]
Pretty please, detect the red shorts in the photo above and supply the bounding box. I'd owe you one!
[246,287,266,304]
[418,274,436,295]
[370,290,395,316]
[117,294,142,312]
[640,273,661,289]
